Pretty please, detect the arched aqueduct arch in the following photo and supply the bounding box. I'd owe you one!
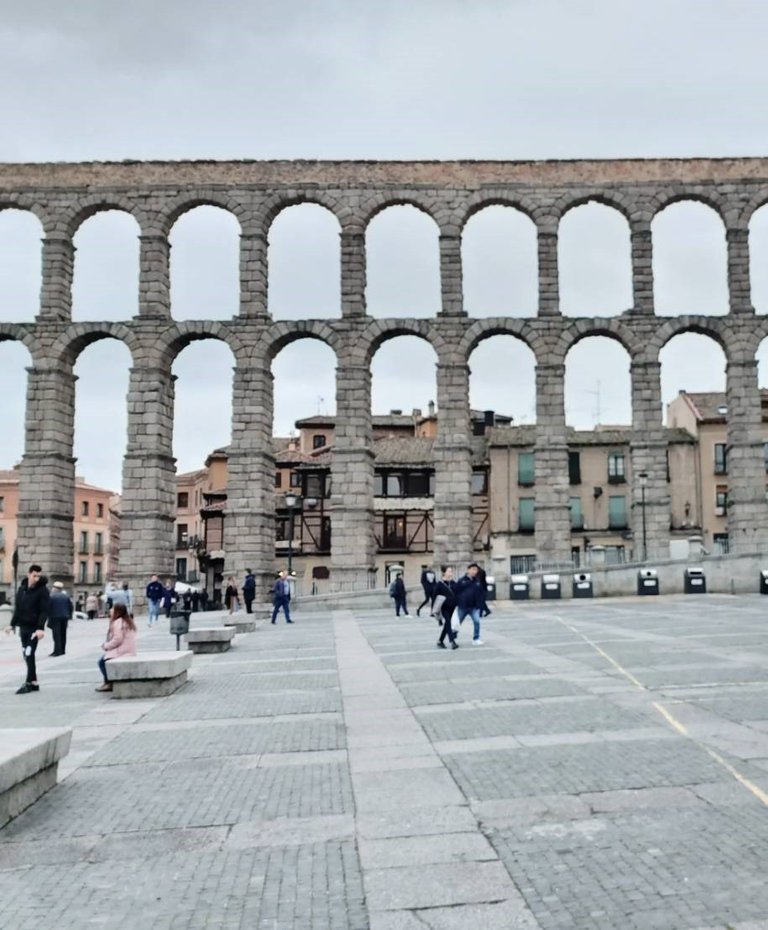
[2,157,768,598]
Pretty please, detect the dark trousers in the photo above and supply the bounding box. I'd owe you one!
[271,596,291,623]
[98,655,109,682]
[438,609,457,645]
[394,595,408,616]
[49,618,68,655]
[417,590,436,614]
[244,593,254,614]
[19,629,39,683]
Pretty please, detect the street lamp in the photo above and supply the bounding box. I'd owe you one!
[284,492,301,576]
[638,471,648,563]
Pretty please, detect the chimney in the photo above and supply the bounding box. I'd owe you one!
[484,410,495,427]
[411,408,421,418]
[390,409,402,416]
[428,400,435,417]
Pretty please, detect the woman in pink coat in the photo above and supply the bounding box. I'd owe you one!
[95,603,137,692]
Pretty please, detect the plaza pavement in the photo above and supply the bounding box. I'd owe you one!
[3,596,768,928]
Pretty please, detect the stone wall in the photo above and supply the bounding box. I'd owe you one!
[2,157,768,600]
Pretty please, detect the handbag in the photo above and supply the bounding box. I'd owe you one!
[450,610,460,633]
[431,594,446,617]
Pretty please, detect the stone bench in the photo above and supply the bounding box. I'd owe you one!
[108,651,193,698]
[185,626,235,653]
[223,618,257,634]
[0,727,72,828]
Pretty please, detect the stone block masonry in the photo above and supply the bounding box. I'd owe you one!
[2,158,768,599]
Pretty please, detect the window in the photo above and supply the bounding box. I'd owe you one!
[715,485,728,516]
[81,501,89,517]
[608,495,627,529]
[713,532,729,555]
[177,492,189,509]
[510,554,536,574]
[312,434,327,449]
[94,562,102,583]
[275,516,288,541]
[0,496,4,512]
[386,474,403,496]
[569,497,584,530]
[290,471,301,488]
[0,527,4,548]
[96,503,104,518]
[374,473,384,496]
[404,472,430,496]
[604,545,626,565]
[383,515,406,549]
[764,443,768,472]
[471,470,488,495]
[94,532,103,555]
[517,452,535,487]
[608,452,626,484]
[275,471,283,488]
[79,531,88,554]
[714,443,728,475]
[78,561,87,583]
[176,523,188,548]
[175,557,187,580]
[305,473,326,499]
[519,498,535,532]
[568,452,581,485]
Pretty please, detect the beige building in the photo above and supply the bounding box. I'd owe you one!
[667,390,768,554]
[486,426,700,576]
[0,469,120,604]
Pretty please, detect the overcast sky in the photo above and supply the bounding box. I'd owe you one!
[3,0,768,491]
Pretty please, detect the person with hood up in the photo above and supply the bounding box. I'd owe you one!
[3,564,50,693]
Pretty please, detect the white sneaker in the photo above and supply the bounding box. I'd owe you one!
[472,639,484,646]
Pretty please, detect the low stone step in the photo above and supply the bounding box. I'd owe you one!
[0,727,72,828]
[185,626,235,653]
[223,618,257,634]
[108,650,193,698]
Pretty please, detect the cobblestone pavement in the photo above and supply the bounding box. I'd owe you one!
[4,596,768,928]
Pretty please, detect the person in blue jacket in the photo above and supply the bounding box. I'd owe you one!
[454,562,485,645]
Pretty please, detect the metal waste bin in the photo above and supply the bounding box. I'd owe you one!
[572,572,593,598]
[541,574,561,600]
[761,570,768,595]
[485,576,496,602]
[170,609,191,650]
[684,567,706,594]
[509,574,530,600]
[637,568,659,596]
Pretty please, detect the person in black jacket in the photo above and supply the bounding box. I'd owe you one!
[243,570,257,614]
[454,562,485,645]
[434,566,459,650]
[3,564,50,693]
[390,574,409,616]
[416,567,437,616]
[47,580,73,656]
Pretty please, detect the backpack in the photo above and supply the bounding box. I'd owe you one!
[388,581,397,597]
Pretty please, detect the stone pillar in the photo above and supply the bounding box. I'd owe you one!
[119,366,177,601]
[727,227,753,314]
[38,236,74,322]
[226,362,275,598]
[630,361,670,560]
[534,363,571,564]
[630,225,654,313]
[726,359,768,551]
[330,363,376,590]
[340,230,367,317]
[433,363,473,569]
[439,234,464,316]
[537,229,560,316]
[17,366,76,582]
[138,235,171,318]
[240,233,269,317]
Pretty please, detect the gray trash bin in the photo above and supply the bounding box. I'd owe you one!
[637,568,659,596]
[541,574,561,600]
[684,567,706,594]
[572,572,593,598]
[509,574,530,600]
[761,570,768,595]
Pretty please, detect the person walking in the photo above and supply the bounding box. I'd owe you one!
[434,566,459,650]
[455,562,485,645]
[95,603,137,692]
[224,577,240,615]
[85,592,99,620]
[191,589,200,613]
[477,564,492,617]
[145,574,164,627]
[199,589,209,612]
[47,580,73,656]
[110,582,133,616]
[416,567,437,616]
[243,569,256,614]
[3,564,50,694]
[391,573,409,616]
[271,570,293,624]
[162,579,177,619]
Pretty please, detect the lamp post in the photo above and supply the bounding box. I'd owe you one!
[284,492,301,576]
[638,471,648,563]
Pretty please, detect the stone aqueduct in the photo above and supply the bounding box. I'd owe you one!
[2,158,768,598]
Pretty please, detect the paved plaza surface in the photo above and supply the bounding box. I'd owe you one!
[3,596,768,928]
